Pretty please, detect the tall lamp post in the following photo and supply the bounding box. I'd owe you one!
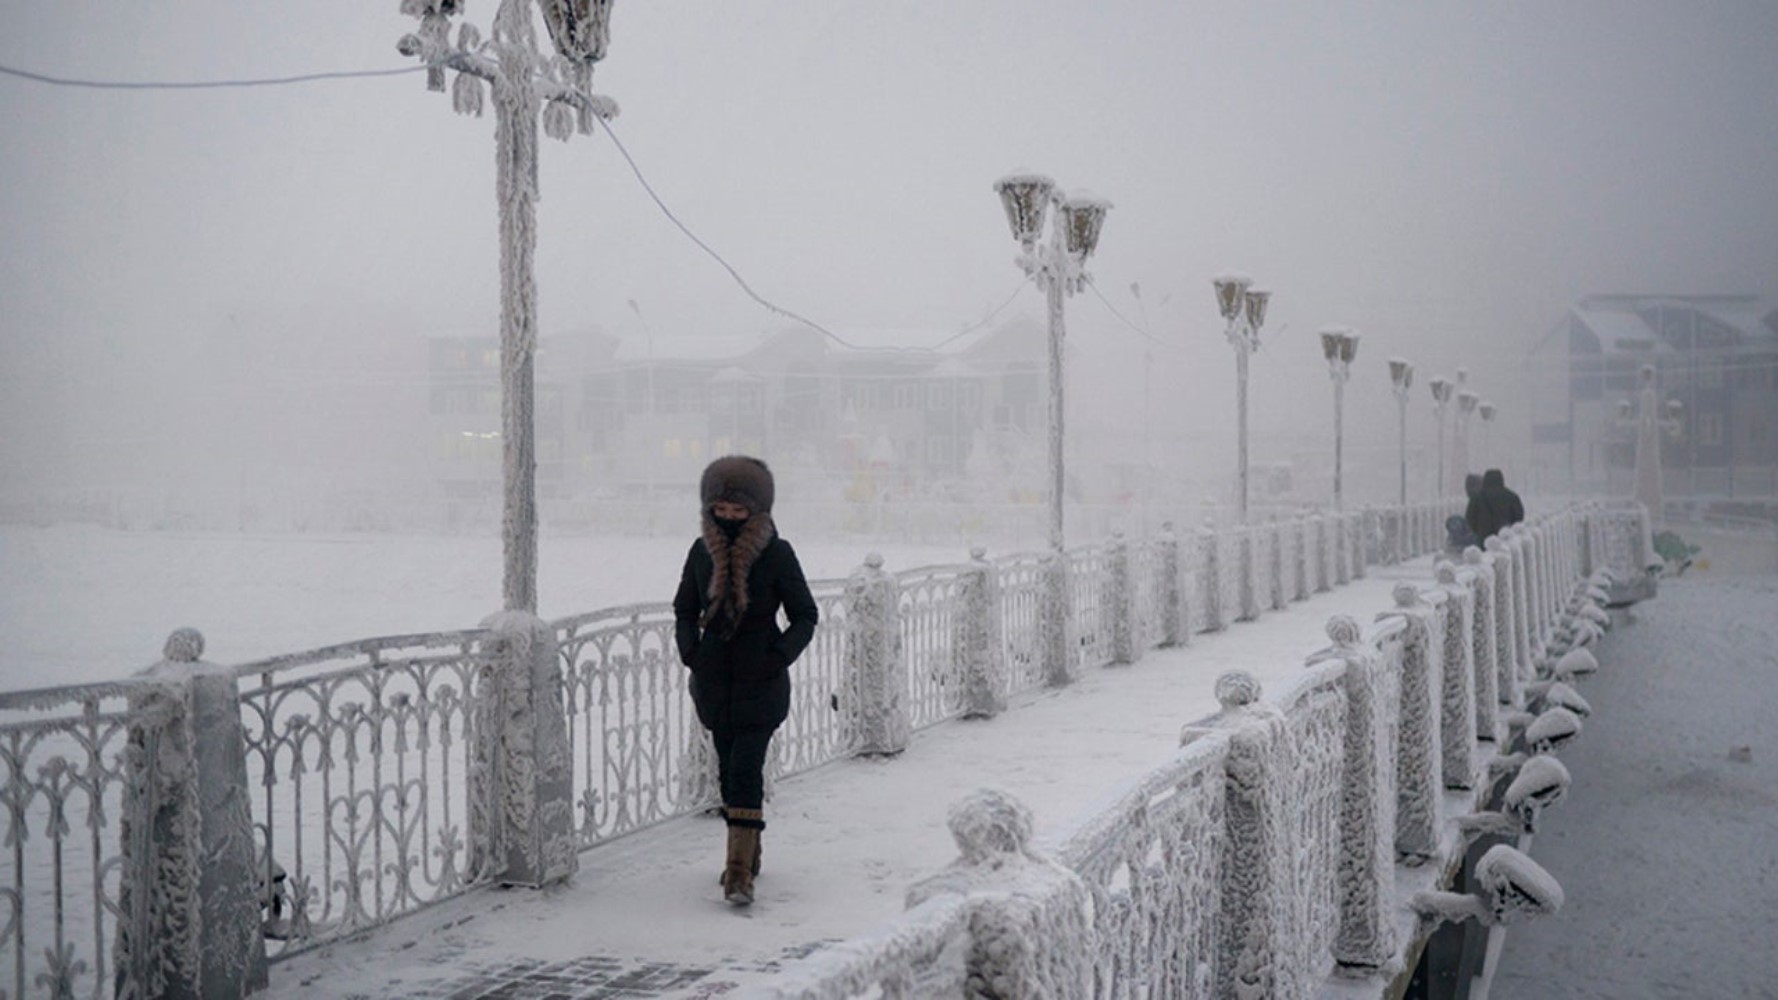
[1213,274,1272,521]
[1613,364,1683,521]
[398,0,618,613]
[1478,400,1497,471]
[1319,327,1360,508]
[1428,375,1454,500]
[1454,386,1479,491]
[1389,358,1415,506]
[992,173,1111,553]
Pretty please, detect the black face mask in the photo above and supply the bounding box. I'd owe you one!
[713,515,748,541]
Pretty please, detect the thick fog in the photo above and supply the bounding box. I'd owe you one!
[3,1,1776,533]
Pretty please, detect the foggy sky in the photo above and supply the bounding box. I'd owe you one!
[4,1,1776,501]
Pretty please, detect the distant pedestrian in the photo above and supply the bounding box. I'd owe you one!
[1447,473,1485,552]
[673,456,818,906]
[1465,468,1525,543]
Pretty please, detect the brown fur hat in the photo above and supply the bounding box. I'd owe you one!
[700,455,774,514]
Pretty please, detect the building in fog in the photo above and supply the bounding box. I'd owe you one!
[425,315,1053,519]
[1526,294,1778,500]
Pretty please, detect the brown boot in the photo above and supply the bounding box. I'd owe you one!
[723,808,764,906]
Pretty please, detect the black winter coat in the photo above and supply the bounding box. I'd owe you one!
[1465,471,1525,543]
[673,533,818,732]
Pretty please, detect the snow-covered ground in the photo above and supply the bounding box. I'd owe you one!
[0,524,964,687]
[254,560,1429,998]
[1490,574,1778,999]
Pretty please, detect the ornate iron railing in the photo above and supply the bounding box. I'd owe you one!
[234,631,496,960]
[995,553,1051,695]
[1068,545,1115,671]
[552,604,700,847]
[897,565,973,731]
[1050,733,1230,998]
[0,681,173,1000]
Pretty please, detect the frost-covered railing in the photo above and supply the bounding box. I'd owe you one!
[235,630,502,960]
[765,502,1629,999]
[0,679,175,1000]
[1,497,1508,997]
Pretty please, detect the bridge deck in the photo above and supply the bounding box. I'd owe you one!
[265,559,1433,999]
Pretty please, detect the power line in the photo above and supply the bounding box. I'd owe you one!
[591,114,1024,356]
[1,55,1041,355]
[0,61,425,90]
[1086,281,1183,352]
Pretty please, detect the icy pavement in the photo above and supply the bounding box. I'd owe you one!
[262,560,1433,999]
[1490,575,1778,999]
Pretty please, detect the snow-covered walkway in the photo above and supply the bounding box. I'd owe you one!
[1490,575,1778,999]
[263,559,1435,998]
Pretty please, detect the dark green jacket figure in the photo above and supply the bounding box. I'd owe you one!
[673,455,817,906]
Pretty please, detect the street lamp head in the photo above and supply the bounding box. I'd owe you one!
[400,0,464,15]
[1459,389,1479,414]
[1243,288,1271,329]
[1060,192,1113,260]
[1666,398,1683,418]
[1320,326,1348,362]
[1429,376,1453,404]
[539,0,616,64]
[1479,401,1497,422]
[1640,363,1657,387]
[1338,330,1359,364]
[1617,399,1633,420]
[1389,357,1414,390]
[1213,272,1254,321]
[993,172,1056,249]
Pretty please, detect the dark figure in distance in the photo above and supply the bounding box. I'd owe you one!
[1447,472,1485,552]
[674,456,818,906]
[1466,467,1525,544]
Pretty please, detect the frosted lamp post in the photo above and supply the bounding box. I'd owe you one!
[1388,358,1414,506]
[399,0,619,613]
[1319,327,1360,508]
[993,173,1111,552]
[1478,400,1497,470]
[1428,375,1454,501]
[1214,273,1270,521]
[1455,387,1479,494]
[1612,365,1682,521]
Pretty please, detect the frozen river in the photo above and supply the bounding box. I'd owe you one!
[0,524,965,689]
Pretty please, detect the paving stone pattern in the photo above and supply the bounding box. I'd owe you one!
[342,941,842,1000]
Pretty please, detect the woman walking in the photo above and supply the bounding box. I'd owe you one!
[674,456,818,905]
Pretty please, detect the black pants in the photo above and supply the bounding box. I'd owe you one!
[713,723,774,810]
[690,671,790,812]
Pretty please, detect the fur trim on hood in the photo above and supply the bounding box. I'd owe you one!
[698,455,778,637]
[699,510,775,638]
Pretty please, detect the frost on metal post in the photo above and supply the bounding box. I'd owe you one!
[1305,616,1400,972]
[123,629,269,998]
[1487,536,1523,696]
[1293,517,1312,601]
[1041,549,1076,687]
[957,547,1009,718]
[1199,522,1225,633]
[481,612,578,887]
[1381,583,1441,863]
[1156,523,1188,647]
[1462,547,1501,735]
[1196,671,1305,1000]
[906,789,1093,999]
[846,554,910,755]
[1107,532,1137,664]
[1434,563,1477,791]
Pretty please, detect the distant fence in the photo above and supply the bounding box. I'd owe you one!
[760,501,1648,999]
[12,495,1603,998]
